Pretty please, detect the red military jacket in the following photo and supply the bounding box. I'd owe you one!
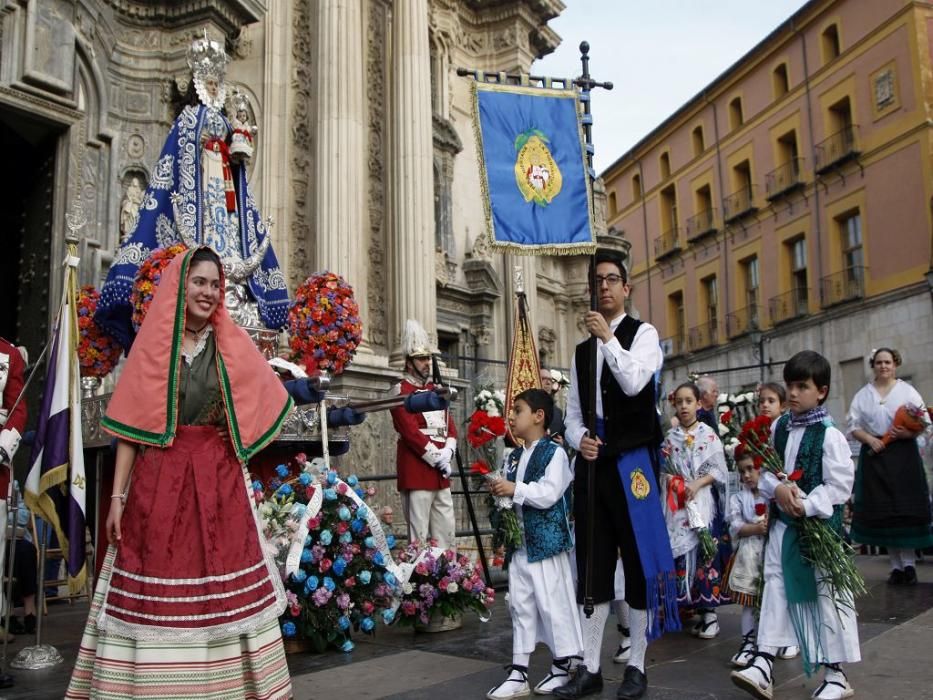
[390,377,457,491]
[0,337,27,494]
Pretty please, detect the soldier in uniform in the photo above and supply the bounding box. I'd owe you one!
[390,320,457,550]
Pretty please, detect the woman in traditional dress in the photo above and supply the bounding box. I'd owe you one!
[66,247,294,699]
[848,347,932,585]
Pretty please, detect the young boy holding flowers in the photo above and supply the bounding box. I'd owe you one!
[486,389,582,698]
[732,351,860,700]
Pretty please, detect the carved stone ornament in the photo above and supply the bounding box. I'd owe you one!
[469,230,491,260]
[874,68,895,109]
[435,248,450,287]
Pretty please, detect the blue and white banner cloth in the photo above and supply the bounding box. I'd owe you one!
[471,82,597,255]
[97,103,289,349]
[25,252,87,593]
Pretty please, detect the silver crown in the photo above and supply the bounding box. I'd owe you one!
[187,30,227,82]
[229,87,250,116]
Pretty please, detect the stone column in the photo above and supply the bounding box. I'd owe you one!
[312,0,368,334]
[388,0,436,362]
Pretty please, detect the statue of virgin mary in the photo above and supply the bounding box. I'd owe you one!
[97,32,289,350]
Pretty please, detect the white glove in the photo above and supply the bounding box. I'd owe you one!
[436,446,454,467]
[437,461,452,479]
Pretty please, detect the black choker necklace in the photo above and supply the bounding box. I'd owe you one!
[682,418,699,430]
[185,325,208,335]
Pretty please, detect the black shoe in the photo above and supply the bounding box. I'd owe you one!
[8,617,25,635]
[887,568,905,585]
[23,614,35,634]
[617,666,647,699]
[903,565,918,585]
[551,665,603,699]
[0,673,13,689]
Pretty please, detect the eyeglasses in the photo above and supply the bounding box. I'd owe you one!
[594,274,625,287]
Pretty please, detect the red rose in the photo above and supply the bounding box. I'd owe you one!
[754,503,767,516]
[319,558,333,573]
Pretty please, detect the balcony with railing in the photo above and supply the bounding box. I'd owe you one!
[688,321,719,352]
[685,208,718,242]
[815,125,860,173]
[820,267,866,307]
[768,288,809,325]
[654,227,682,261]
[726,305,762,338]
[723,185,758,223]
[661,334,686,358]
[765,158,805,200]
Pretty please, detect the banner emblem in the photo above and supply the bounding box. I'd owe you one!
[514,130,562,205]
[630,468,651,500]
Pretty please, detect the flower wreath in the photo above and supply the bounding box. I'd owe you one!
[76,285,123,377]
[288,271,362,376]
[130,244,188,331]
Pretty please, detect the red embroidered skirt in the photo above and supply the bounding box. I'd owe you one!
[98,426,284,640]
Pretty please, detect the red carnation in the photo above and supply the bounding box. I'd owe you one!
[753,455,764,470]
[754,503,767,516]
[788,469,803,482]
[470,460,492,476]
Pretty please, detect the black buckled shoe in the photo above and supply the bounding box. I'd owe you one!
[551,665,603,699]
[903,565,918,585]
[617,666,647,700]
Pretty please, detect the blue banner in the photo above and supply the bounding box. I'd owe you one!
[472,82,596,255]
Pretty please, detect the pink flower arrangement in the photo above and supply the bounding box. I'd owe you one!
[288,271,362,376]
[76,285,123,378]
[393,542,494,627]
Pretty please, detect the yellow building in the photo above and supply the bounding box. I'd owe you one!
[601,0,933,417]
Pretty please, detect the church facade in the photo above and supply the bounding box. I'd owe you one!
[0,1,615,480]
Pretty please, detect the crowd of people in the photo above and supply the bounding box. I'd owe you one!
[478,249,931,700]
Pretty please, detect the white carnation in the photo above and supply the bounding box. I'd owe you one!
[446,582,459,594]
[402,582,414,595]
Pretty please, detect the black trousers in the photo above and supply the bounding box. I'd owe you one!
[573,453,648,610]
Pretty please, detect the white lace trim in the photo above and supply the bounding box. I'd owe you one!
[108,576,269,603]
[96,597,284,643]
[112,558,265,585]
[182,325,214,364]
[103,590,278,622]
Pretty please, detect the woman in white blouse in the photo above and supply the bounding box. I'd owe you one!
[847,348,932,585]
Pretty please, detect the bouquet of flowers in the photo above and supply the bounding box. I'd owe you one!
[737,416,866,605]
[288,272,362,376]
[881,403,926,446]
[470,460,523,563]
[254,455,398,653]
[76,285,123,377]
[660,445,716,564]
[130,244,188,331]
[392,543,494,626]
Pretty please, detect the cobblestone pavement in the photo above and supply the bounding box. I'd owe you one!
[2,556,931,699]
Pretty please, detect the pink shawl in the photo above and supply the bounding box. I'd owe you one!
[102,247,293,463]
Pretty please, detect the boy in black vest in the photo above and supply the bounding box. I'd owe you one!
[557,253,679,700]
[731,351,860,700]
[486,389,581,699]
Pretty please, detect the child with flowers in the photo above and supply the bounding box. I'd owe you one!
[662,382,730,640]
[485,389,582,699]
[723,446,798,669]
[732,351,860,700]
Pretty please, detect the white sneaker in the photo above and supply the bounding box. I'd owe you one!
[533,666,570,695]
[730,633,757,668]
[811,666,854,699]
[695,614,720,639]
[776,645,799,659]
[612,637,631,663]
[731,654,774,700]
[487,667,531,699]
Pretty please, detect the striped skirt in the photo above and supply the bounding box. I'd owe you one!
[66,427,292,698]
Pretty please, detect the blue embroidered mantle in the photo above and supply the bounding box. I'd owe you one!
[506,439,573,564]
[97,104,289,349]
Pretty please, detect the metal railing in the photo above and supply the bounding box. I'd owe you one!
[765,158,805,200]
[768,287,809,324]
[661,334,686,358]
[723,185,758,223]
[820,266,866,307]
[688,320,719,351]
[685,208,717,241]
[815,124,860,173]
[654,227,682,260]
[726,304,762,338]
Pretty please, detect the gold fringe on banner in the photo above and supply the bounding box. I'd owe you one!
[504,292,542,445]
